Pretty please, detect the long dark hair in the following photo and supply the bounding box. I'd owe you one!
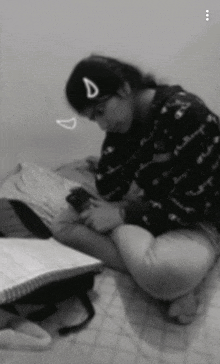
[65,54,157,113]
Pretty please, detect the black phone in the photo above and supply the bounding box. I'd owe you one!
[66,187,96,213]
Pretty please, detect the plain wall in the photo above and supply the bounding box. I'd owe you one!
[1,0,220,180]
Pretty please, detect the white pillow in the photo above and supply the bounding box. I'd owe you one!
[0,162,80,229]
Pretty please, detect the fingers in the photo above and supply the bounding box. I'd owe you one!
[80,209,91,219]
[79,208,102,231]
[86,156,99,164]
[86,156,99,170]
[84,218,93,228]
[79,207,96,228]
[80,214,93,228]
[89,199,106,207]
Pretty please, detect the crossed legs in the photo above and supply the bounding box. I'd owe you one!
[52,208,219,323]
[111,224,219,323]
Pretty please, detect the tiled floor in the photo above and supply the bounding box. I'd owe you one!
[1,261,220,364]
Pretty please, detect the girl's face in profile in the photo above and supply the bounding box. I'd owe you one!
[82,84,135,134]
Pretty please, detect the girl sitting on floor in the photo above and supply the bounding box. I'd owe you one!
[53,54,220,324]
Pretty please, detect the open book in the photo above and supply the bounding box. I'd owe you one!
[0,237,103,304]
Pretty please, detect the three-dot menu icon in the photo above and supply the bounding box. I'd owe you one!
[206,10,209,21]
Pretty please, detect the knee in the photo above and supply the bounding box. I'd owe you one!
[111,224,155,283]
[112,225,193,300]
[141,230,216,301]
[142,249,192,301]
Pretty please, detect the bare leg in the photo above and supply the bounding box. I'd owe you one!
[51,207,127,272]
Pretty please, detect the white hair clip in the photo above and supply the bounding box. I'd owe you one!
[83,77,99,99]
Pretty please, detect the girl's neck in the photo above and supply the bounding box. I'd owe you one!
[134,88,156,122]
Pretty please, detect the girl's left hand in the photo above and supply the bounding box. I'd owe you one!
[80,199,124,233]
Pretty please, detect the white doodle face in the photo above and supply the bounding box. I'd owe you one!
[56,117,77,130]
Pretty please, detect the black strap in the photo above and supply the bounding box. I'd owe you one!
[27,305,57,322]
[58,291,95,336]
[9,200,52,239]
[2,291,95,336]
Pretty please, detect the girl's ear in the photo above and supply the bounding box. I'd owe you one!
[117,82,132,98]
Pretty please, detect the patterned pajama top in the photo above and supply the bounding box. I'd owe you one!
[95,85,220,236]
